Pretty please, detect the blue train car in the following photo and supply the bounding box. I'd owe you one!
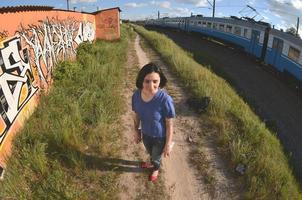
[145,15,302,83]
[186,16,269,59]
[265,29,302,81]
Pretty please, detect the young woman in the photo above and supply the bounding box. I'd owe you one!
[132,62,175,182]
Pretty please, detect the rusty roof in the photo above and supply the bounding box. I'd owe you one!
[0,5,54,14]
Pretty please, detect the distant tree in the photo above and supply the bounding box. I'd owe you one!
[286,27,301,38]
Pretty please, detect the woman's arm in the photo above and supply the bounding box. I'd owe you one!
[164,118,174,157]
[133,112,141,143]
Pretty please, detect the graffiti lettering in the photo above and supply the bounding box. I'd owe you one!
[0,19,95,146]
[0,31,8,43]
[0,37,38,144]
[75,22,95,45]
[106,17,117,29]
[19,19,95,83]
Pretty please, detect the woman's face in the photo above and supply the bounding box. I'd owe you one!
[142,72,160,95]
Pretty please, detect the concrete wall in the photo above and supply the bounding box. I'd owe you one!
[0,7,120,169]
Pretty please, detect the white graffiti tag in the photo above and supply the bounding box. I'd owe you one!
[0,37,38,144]
[19,19,95,84]
[75,22,95,45]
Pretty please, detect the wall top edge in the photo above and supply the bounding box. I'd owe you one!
[0,5,121,15]
[0,5,54,14]
[93,7,121,14]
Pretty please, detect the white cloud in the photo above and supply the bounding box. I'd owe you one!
[262,14,270,21]
[150,1,172,9]
[124,13,158,20]
[275,20,287,30]
[125,2,147,8]
[174,0,208,7]
[71,0,97,3]
[150,1,198,17]
[216,12,224,17]
[274,13,282,18]
[247,0,257,5]
[174,7,190,13]
[167,8,193,17]
[274,0,286,3]
[266,0,300,29]
[292,0,302,9]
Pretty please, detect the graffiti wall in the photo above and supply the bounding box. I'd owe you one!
[18,18,95,84]
[0,7,120,169]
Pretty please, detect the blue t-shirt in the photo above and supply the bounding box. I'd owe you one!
[132,89,176,138]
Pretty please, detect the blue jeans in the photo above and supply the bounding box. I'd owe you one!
[142,134,166,171]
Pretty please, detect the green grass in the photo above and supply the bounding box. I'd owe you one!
[133,24,302,199]
[0,26,133,200]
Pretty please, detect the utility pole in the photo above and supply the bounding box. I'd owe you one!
[67,0,69,10]
[207,0,216,18]
[158,11,160,19]
[213,0,215,18]
[296,17,300,37]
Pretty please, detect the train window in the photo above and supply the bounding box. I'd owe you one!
[202,22,207,27]
[272,37,283,53]
[226,25,232,32]
[288,46,300,62]
[234,27,241,35]
[207,22,212,28]
[213,23,218,29]
[219,24,225,31]
[243,28,248,37]
[198,21,202,24]
[252,30,261,43]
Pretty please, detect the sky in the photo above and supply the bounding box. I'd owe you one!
[1,0,302,33]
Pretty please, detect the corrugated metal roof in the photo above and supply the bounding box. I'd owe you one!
[0,5,54,14]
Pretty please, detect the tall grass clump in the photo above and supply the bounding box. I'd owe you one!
[0,26,133,199]
[133,25,302,199]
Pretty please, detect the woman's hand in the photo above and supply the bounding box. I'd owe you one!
[164,118,174,157]
[164,142,174,157]
[134,129,142,144]
[133,113,141,144]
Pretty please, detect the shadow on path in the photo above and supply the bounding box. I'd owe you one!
[83,154,145,173]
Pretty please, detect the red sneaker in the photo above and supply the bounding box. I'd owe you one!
[149,171,159,182]
[140,162,154,169]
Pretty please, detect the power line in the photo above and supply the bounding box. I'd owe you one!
[214,4,300,17]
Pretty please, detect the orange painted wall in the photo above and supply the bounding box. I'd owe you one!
[95,8,121,40]
[0,10,95,37]
[0,7,120,169]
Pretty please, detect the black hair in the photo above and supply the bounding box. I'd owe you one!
[135,62,167,89]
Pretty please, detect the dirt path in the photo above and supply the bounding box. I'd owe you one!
[118,35,145,200]
[118,33,241,199]
[135,34,150,67]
